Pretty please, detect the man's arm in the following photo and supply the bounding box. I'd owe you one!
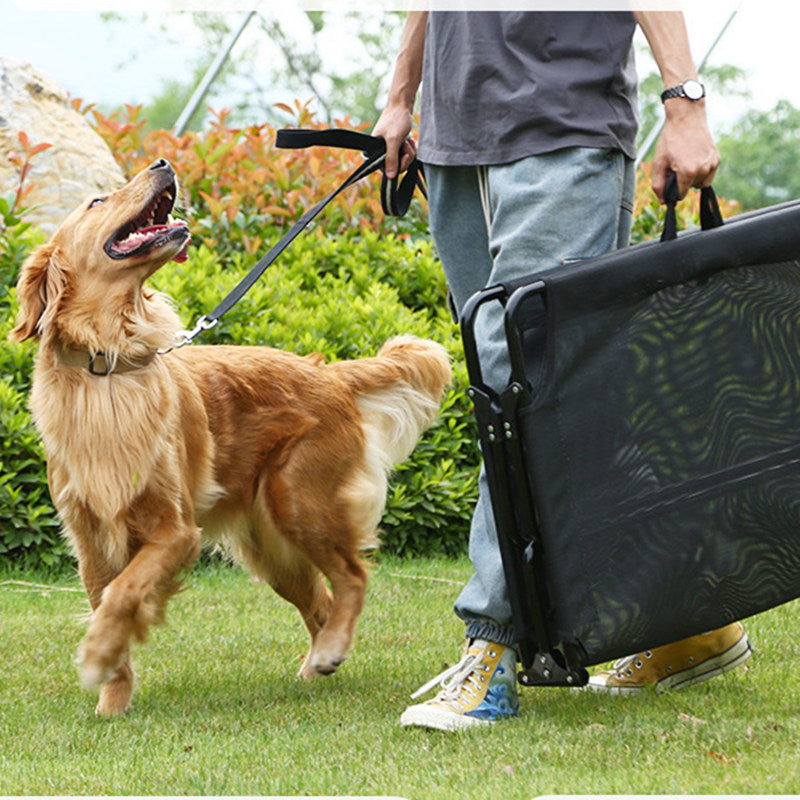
[634,11,720,202]
[372,11,428,178]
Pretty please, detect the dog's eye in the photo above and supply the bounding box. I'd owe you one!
[89,197,107,209]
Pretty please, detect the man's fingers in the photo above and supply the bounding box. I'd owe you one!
[386,138,416,179]
[383,142,401,179]
[652,161,718,205]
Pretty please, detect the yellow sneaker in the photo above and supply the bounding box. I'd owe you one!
[400,639,519,731]
[587,622,751,695]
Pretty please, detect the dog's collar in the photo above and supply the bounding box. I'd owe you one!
[53,343,157,376]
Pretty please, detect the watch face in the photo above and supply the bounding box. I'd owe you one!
[683,80,704,100]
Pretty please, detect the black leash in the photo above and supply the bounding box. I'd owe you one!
[166,128,425,350]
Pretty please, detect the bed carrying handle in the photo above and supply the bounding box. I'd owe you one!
[661,172,724,242]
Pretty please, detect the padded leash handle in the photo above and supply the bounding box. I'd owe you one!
[276,127,426,217]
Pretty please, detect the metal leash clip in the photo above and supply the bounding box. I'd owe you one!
[158,315,218,354]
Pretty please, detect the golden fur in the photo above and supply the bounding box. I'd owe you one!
[11,159,450,715]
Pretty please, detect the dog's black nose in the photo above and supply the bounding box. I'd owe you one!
[148,158,173,175]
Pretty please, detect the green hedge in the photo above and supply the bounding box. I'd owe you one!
[0,217,70,569]
[0,217,477,571]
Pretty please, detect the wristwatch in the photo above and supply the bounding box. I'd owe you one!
[661,79,706,103]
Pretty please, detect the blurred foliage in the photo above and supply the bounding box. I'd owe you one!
[715,100,800,211]
[100,10,404,130]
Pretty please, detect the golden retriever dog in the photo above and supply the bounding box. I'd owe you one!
[11,158,450,716]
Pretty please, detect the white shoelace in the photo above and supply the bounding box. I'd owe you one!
[410,647,490,701]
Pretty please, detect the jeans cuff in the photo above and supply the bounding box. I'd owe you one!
[464,618,517,649]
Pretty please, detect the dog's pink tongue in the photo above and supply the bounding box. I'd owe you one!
[173,235,191,263]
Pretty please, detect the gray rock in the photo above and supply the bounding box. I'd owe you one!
[0,56,125,235]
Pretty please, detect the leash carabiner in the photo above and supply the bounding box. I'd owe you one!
[158,315,218,354]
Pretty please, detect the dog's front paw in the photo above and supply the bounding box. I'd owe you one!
[298,648,347,680]
[95,684,133,717]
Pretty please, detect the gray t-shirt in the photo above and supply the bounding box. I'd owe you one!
[418,11,639,166]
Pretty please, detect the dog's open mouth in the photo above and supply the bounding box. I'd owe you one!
[104,180,191,263]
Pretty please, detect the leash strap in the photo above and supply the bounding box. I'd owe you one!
[172,128,425,348]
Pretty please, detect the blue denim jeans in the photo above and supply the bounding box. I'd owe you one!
[426,148,636,647]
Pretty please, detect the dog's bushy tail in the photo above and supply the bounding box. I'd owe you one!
[329,335,452,467]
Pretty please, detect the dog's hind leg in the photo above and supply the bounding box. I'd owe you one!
[297,542,368,680]
[232,532,334,679]
[266,561,335,678]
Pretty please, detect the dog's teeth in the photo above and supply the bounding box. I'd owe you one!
[115,230,151,253]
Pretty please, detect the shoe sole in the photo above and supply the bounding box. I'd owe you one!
[657,632,752,693]
[586,632,753,697]
[400,704,495,732]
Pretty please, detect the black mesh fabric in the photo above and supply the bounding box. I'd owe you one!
[488,200,800,666]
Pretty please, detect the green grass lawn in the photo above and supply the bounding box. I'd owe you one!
[1,555,797,798]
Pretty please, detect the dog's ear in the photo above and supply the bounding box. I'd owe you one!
[9,242,69,342]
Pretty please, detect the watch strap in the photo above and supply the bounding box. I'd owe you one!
[661,81,705,103]
[661,85,686,102]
